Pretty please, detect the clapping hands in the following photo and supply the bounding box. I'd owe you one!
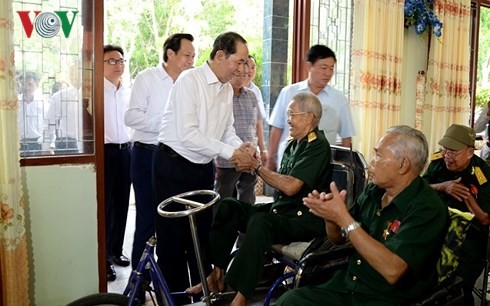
[303,182,349,224]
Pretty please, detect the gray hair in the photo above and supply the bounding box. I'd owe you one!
[385,125,428,174]
[293,92,322,126]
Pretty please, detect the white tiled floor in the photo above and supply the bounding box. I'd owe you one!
[107,201,136,294]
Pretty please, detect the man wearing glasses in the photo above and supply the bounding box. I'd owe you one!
[187,92,332,306]
[422,124,490,305]
[103,44,132,281]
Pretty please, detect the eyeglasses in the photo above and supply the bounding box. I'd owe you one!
[287,111,308,119]
[440,147,466,158]
[104,59,126,65]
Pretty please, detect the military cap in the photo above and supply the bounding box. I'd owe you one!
[438,124,476,151]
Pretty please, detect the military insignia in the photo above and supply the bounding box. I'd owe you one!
[383,220,401,240]
[470,184,478,199]
[307,131,317,142]
[383,228,390,240]
[431,151,443,160]
[473,166,488,185]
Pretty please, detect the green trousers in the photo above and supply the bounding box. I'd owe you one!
[209,198,324,298]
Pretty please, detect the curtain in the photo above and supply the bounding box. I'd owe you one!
[0,0,30,305]
[350,0,405,161]
[415,71,426,130]
[420,0,472,152]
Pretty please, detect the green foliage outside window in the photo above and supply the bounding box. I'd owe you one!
[476,88,490,109]
[105,0,264,87]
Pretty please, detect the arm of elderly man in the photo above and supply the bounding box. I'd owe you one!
[209,128,332,303]
[232,129,331,197]
[278,124,448,306]
[276,178,447,305]
[423,155,490,225]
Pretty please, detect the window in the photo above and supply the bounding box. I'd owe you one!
[14,0,95,160]
[471,1,490,136]
[310,0,353,97]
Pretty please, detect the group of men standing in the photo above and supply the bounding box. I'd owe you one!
[101,30,490,306]
[102,34,198,282]
[102,30,356,304]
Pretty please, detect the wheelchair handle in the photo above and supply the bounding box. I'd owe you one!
[157,189,220,218]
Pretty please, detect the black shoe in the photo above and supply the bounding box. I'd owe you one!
[133,290,146,306]
[107,263,116,281]
[113,255,130,267]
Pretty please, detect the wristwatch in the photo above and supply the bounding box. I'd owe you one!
[341,221,361,239]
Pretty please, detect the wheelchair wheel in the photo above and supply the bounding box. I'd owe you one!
[66,293,129,306]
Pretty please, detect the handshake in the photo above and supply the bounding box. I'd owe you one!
[229,142,261,173]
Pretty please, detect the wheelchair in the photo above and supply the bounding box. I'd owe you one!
[255,146,368,305]
[256,146,475,306]
[261,213,472,306]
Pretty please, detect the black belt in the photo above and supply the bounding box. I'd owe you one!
[105,142,130,149]
[134,141,157,150]
[159,143,188,162]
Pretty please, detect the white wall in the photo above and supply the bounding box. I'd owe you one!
[22,164,99,306]
[400,27,429,126]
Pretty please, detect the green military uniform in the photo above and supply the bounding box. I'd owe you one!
[422,152,490,294]
[277,177,448,306]
[209,128,332,298]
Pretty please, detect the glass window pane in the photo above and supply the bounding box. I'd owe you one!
[310,0,352,97]
[13,0,94,157]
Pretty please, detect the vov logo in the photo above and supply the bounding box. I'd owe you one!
[17,11,79,38]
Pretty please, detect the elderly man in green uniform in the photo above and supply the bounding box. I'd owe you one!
[277,125,448,306]
[422,124,490,306]
[186,92,332,306]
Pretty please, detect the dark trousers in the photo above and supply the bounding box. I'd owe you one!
[210,199,325,298]
[130,144,156,270]
[104,145,131,262]
[452,226,488,306]
[214,167,257,217]
[152,144,214,305]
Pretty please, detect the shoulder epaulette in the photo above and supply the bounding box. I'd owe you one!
[473,166,488,185]
[307,131,317,143]
[286,136,294,142]
[431,151,443,161]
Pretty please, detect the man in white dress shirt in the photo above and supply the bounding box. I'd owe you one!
[46,63,84,154]
[103,44,132,281]
[124,33,195,272]
[18,71,47,156]
[152,31,254,304]
[268,45,356,171]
